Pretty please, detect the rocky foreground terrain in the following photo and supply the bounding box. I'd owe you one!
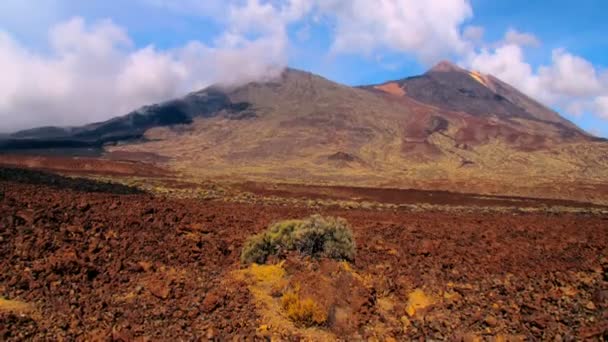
[1,168,607,341]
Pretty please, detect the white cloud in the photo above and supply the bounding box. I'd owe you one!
[503,28,540,47]
[228,0,285,34]
[463,25,485,44]
[143,0,474,64]
[319,0,473,63]
[0,16,285,133]
[538,49,603,97]
[596,96,608,119]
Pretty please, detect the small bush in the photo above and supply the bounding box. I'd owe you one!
[281,286,327,326]
[240,215,356,264]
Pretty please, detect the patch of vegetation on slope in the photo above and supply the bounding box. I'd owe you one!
[240,215,356,264]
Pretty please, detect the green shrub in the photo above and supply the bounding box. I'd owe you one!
[241,215,356,264]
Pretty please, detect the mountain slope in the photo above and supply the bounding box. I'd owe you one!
[365,61,587,137]
[2,65,608,203]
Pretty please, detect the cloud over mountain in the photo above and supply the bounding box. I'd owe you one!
[0,15,285,132]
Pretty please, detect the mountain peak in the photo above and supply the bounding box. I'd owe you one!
[427,60,465,73]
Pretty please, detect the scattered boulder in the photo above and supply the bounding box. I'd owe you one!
[147,279,171,300]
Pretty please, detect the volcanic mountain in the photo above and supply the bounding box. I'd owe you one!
[2,61,608,203]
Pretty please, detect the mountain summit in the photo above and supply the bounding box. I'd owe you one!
[1,64,607,203]
[427,60,465,73]
[372,61,584,132]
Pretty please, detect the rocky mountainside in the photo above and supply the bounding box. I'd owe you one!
[394,61,579,127]
[2,63,608,203]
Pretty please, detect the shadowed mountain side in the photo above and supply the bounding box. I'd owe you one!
[1,89,252,149]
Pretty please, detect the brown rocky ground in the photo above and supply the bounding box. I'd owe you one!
[1,168,607,341]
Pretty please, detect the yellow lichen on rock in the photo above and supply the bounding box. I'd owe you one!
[373,82,406,97]
[233,263,335,341]
[0,297,33,313]
[249,262,286,283]
[405,289,434,317]
[339,261,373,287]
[469,71,490,88]
[443,290,460,300]
[234,262,288,307]
[560,286,577,297]
[281,286,327,327]
[256,324,270,334]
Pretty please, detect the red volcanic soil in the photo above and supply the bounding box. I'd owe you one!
[1,172,607,340]
[0,154,168,177]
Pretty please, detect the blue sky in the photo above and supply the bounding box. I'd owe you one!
[0,0,607,136]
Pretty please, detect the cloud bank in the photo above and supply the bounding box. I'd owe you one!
[318,0,473,62]
[0,15,286,132]
[1,0,607,133]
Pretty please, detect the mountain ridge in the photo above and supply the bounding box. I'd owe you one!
[1,63,598,146]
[2,62,608,204]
